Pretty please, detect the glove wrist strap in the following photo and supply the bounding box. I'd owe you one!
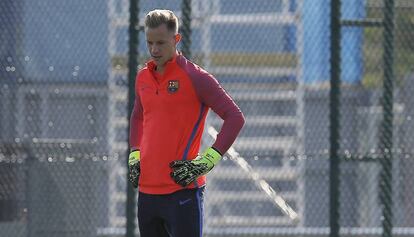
[129,150,140,165]
[203,147,222,165]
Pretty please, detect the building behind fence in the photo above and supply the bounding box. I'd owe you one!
[1,0,414,236]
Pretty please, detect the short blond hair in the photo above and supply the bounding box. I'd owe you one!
[145,9,179,34]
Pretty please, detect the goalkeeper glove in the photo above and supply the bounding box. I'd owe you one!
[128,150,140,188]
[170,147,222,187]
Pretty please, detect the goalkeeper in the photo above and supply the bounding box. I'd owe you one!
[129,9,245,237]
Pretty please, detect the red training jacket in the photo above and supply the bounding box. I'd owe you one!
[130,53,245,194]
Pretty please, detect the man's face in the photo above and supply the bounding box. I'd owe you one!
[146,24,178,67]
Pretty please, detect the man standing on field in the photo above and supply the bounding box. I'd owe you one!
[128,9,245,237]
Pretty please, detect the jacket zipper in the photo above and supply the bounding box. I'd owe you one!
[153,66,167,95]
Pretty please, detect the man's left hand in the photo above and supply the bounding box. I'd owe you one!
[170,147,222,187]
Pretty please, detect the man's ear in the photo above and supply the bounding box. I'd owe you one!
[174,33,181,45]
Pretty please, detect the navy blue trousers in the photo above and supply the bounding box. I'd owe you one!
[138,187,205,237]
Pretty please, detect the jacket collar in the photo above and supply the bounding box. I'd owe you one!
[147,51,181,73]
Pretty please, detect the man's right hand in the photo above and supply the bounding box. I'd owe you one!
[128,150,140,188]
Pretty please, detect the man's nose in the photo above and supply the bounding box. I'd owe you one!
[151,46,159,55]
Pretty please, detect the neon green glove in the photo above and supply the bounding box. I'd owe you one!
[170,147,222,187]
[128,150,140,188]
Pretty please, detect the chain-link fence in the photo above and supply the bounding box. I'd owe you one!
[336,1,414,235]
[0,0,125,236]
[1,0,414,237]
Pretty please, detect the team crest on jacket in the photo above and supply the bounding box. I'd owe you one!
[167,80,179,93]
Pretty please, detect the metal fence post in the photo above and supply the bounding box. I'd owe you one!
[330,0,341,237]
[380,0,395,237]
[181,0,192,59]
[127,0,140,236]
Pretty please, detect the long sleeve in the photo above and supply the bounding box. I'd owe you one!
[129,76,144,151]
[190,69,245,155]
